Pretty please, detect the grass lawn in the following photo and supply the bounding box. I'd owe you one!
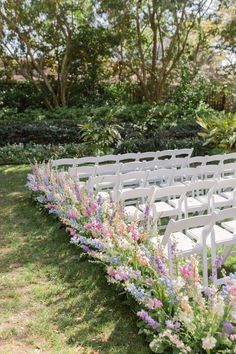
[0,165,151,354]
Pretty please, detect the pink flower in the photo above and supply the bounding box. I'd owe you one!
[180,265,191,278]
[147,298,163,309]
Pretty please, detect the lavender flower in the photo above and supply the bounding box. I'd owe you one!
[155,256,167,275]
[137,310,160,331]
[223,321,234,335]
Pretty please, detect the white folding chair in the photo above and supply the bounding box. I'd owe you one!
[187,207,236,284]
[96,163,121,176]
[87,174,120,199]
[157,213,214,287]
[51,158,78,169]
[116,187,155,222]
[119,171,148,189]
[187,156,206,168]
[168,157,189,169]
[206,178,236,210]
[170,180,215,218]
[195,164,220,181]
[146,185,187,227]
[145,168,175,187]
[219,177,236,203]
[220,162,236,180]
[120,161,144,173]
[68,165,97,180]
[172,167,200,186]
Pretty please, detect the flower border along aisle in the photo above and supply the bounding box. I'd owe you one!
[26,162,236,354]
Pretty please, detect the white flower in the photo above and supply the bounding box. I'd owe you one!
[212,299,225,317]
[202,335,217,350]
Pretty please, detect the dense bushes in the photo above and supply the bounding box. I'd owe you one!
[0,100,219,157]
[0,143,83,164]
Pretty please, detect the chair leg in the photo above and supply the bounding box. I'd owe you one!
[222,245,233,263]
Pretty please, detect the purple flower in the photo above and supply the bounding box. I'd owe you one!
[155,256,167,275]
[223,321,234,335]
[137,310,160,331]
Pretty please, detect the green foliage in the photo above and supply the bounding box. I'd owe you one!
[196,112,236,151]
[0,143,84,164]
[79,116,122,155]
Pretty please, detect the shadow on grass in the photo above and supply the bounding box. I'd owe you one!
[0,166,151,353]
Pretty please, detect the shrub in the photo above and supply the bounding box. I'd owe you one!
[196,111,236,151]
[0,143,85,164]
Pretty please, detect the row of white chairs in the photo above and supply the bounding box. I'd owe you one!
[65,157,191,181]
[56,154,236,184]
[157,207,236,287]
[117,179,236,225]
[87,163,236,199]
[51,150,236,171]
[51,148,193,168]
[116,182,236,287]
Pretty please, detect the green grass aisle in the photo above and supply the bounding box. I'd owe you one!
[0,166,150,354]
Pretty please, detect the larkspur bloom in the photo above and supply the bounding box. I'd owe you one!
[137,310,160,331]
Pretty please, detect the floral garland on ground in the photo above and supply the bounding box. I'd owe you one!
[26,162,236,353]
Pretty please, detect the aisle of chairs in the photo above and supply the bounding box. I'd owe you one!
[51,148,236,286]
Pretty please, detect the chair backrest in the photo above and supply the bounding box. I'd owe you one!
[51,158,77,168]
[152,184,187,202]
[96,163,121,176]
[119,170,148,188]
[156,150,175,160]
[97,154,119,164]
[117,186,155,206]
[186,179,215,196]
[139,151,157,161]
[168,157,189,169]
[174,148,193,158]
[87,174,120,192]
[188,156,206,168]
[196,164,220,180]
[120,161,144,173]
[214,206,236,223]
[173,167,200,184]
[146,168,175,186]
[220,162,236,179]
[118,152,140,162]
[68,166,97,179]
[205,154,224,165]
[223,152,236,164]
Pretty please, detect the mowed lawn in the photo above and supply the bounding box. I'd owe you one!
[0,165,151,354]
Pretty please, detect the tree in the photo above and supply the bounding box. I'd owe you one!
[0,0,113,109]
[98,0,213,103]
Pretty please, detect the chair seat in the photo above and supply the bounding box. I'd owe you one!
[220,191,233,199]
[140,200,177,218]
[197,194,229,207]
[187,225,236,246]
[124,206,144,220]
[150,233,202,256]
[221,220,236,233]
[170,196,204,211]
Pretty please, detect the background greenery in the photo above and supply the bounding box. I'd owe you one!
[0,0,235,162]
